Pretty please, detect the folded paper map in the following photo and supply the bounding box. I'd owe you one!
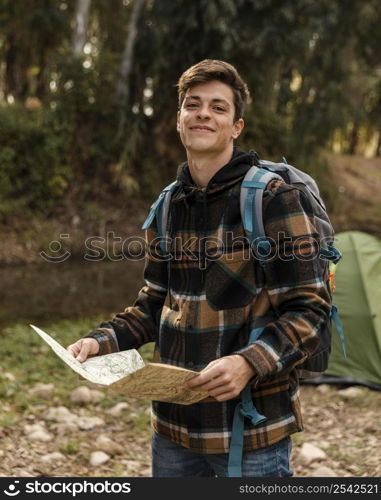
[30,325,208,405]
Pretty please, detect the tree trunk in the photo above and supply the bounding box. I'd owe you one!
[4,33,17,97]
[4,33,30,100]
[73,0,92,56]
[348,122,359,155]
[36,45,48,100]
[116,0,148,140]
[376,132,381,157]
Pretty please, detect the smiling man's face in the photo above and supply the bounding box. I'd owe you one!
[177,80,244,157]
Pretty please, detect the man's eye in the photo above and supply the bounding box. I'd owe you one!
[213,106,226,112]
[186,103,198,108]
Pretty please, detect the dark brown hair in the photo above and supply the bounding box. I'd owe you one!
[177,59,250,122]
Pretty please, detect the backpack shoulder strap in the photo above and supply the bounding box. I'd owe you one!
[142,181,178,251]
[228,325,268,477]
[240,165,283,258]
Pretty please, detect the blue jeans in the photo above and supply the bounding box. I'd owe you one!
[151,432,293,477]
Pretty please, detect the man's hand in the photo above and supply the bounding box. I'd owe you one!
[67,338,99,363]
[184,355,256,402]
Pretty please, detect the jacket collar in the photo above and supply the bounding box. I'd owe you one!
[173,147,253,199]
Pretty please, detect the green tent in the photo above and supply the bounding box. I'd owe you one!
[318,231,381,390]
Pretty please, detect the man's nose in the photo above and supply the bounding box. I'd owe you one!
[196,104,211,120]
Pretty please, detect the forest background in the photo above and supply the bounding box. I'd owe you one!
[0,0,381,265]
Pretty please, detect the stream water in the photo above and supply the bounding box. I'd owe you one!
[0,259,145,327]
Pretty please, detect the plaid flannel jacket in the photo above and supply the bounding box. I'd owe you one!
[85,149,331,453]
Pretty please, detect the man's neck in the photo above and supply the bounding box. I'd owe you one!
[186,146,234,188]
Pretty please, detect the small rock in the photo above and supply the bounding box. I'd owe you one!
[123,459,141,474]
[316,384,331,394]
[310,465,338,477]
[24,423,46,434]
[24,424,53,442]
[77,416,105,430]
[318,440,331,450]
[0,450,4,457]
[337,387,365,399]
[40,451,65,463]
[89,451,110,467]
[89,389,105,403]
[70,386,105,405]
[70,386,93,405]
[29,429,54,442]
[94,435,124,456]
[299,443,327,465]
[53,421,79,434]
[106,402,130,416]
[28,382,55,399]
[3,372,16,382]
[44,406,77,423]
[18,469,33,477]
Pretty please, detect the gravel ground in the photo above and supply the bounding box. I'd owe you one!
[1,383,380,478]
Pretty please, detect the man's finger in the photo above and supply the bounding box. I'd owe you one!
[211,390,238,402]
[190,376,227,392]
[67,346,78,358]
[76,343,90,362]
[186,372,214,389]
[186,363,224,388]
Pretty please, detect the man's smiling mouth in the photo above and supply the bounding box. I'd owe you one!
[189,125,215,132]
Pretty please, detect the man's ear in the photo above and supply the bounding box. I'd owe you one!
[176,111,180,132]
[232,118,244,139]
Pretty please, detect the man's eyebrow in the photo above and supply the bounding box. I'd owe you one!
[184,95,230,106]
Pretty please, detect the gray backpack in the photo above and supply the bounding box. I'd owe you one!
[240,151,345,379]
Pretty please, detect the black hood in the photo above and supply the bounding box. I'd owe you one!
[175,147,254,192]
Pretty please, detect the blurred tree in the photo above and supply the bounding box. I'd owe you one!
[116,0,148,140]
[72,0,92,56]
[0,0,71,100]
[0,0,380,215]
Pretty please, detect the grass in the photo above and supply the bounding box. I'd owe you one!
[1,317,155,438]
[0,413,18,428]
[1,317,154,387]
[59,439,80,455]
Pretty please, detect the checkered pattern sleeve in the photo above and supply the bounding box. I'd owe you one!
[235,184,332,379]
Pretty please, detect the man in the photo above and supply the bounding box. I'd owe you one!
[67,59,331,477]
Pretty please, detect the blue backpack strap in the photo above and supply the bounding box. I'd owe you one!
[320,243,342,264]
[141,181,178,252]
[330,304,347,358]
[240,165,282,261]
[227,326,267,477]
